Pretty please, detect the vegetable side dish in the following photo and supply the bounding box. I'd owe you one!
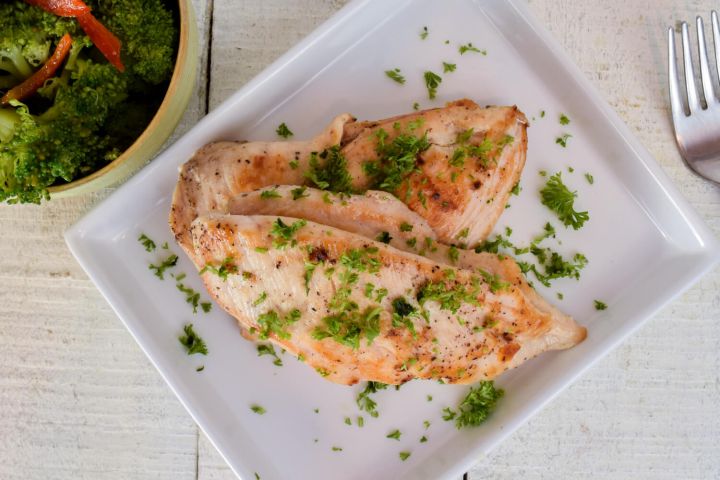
[0,0,177,204]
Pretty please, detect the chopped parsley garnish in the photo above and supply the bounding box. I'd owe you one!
[304,261,318,294]
[176,281,210,313]
[585,173,594,185]
[256,309,301,340]
[276,122,293,138]
[459,42,486,55]
[365,126,430,192]
[540,172,589,229]
[257,344,283,366]
[260,187,281,199]
[557,292,564,300]
[254,246,269,253]
[412,102,420,110]
[399,222,413,232]
[457,227,469,239]
[250,404,266,415]
[331,446,343,452]
[478,269,510,293]
[385,68,406,84]
[376,231,393,244]
[448,245,459,264]
[556,133,572,147]
[427,395,433,402]
[199,256,238,281]
[594,300,607,310]
[442,62,456,73]
[289,159,299,169]
[522,248,588,287]
[420,436,427,443]
[386,429,401,440]
[399,451,411,461]
[138,233,156,252]
[305,146,354,193]
[148,253,178,280]
[406,237,417,248]
[444,381,504,429]
[291,186,309,200]
[313,306,382,349]
[179,324,208,355]
[252,291,268,307]
[423,71,442,99]
[344,417,352,426]
[196,365,205,372]
[391,297,419,337]
[559,113,570,125]
[423,420,431,429]
[420,26,428,40]
[356,381,388,418]
[417,279,480,314]
[357,416,364,427]
[270,218,307,249]
[511,182,521,196]
[540,110,546,118]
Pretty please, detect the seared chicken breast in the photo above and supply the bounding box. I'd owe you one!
[170,99,527,259]
[190,214,586,386]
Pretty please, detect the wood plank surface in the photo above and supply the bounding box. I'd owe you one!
[0,1,717,479]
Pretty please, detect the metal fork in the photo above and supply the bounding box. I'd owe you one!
[668,12,720,183]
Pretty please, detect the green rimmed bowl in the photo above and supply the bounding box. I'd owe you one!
[48,0,198,198]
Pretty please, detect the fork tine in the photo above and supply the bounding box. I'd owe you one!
[668,28,685,120]
[681,22,702,111]
[712,11,720,84]
[696,17,716,104]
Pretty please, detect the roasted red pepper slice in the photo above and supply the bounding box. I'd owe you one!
[24,0,90,17]
[1,33,73,106]
[77,12,125,72]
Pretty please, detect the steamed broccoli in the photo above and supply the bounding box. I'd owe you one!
[98,0,177,85]
[0,0,177,204]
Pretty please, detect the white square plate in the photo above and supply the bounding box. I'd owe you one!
[65,1,720,479]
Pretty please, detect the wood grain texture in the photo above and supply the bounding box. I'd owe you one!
[0,1,718,479]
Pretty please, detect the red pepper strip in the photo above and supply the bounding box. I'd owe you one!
[24,0,90,17]
[76,12,125,72]
[1,33,73,106]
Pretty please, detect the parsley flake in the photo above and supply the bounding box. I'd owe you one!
[556,133,572,148]
[459,42,486,55]
[291,186,309,200]
[257,344,283,366]
[250,404,266,415]
[420,26,429,40]
[423,71,442,99]
[387,429,401,440]
[540,172,589,229]
[399,451,411,461]
[138,233,156,252]
[356,381,388,418]
[179,324,208,355]
[260,188,281,199]
[276,122,294,138]
[148,253,178,280]
[385,68,406,84]
[594,300,607,310]
[442,62,456,73]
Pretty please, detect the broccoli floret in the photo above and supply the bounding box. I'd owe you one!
[0,2,79,86]
[98,0,177,85]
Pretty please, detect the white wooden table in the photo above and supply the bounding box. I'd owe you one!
[1,1,718,479]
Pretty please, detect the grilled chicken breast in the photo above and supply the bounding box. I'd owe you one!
[190,214,586,386]
[170,99,528,259]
